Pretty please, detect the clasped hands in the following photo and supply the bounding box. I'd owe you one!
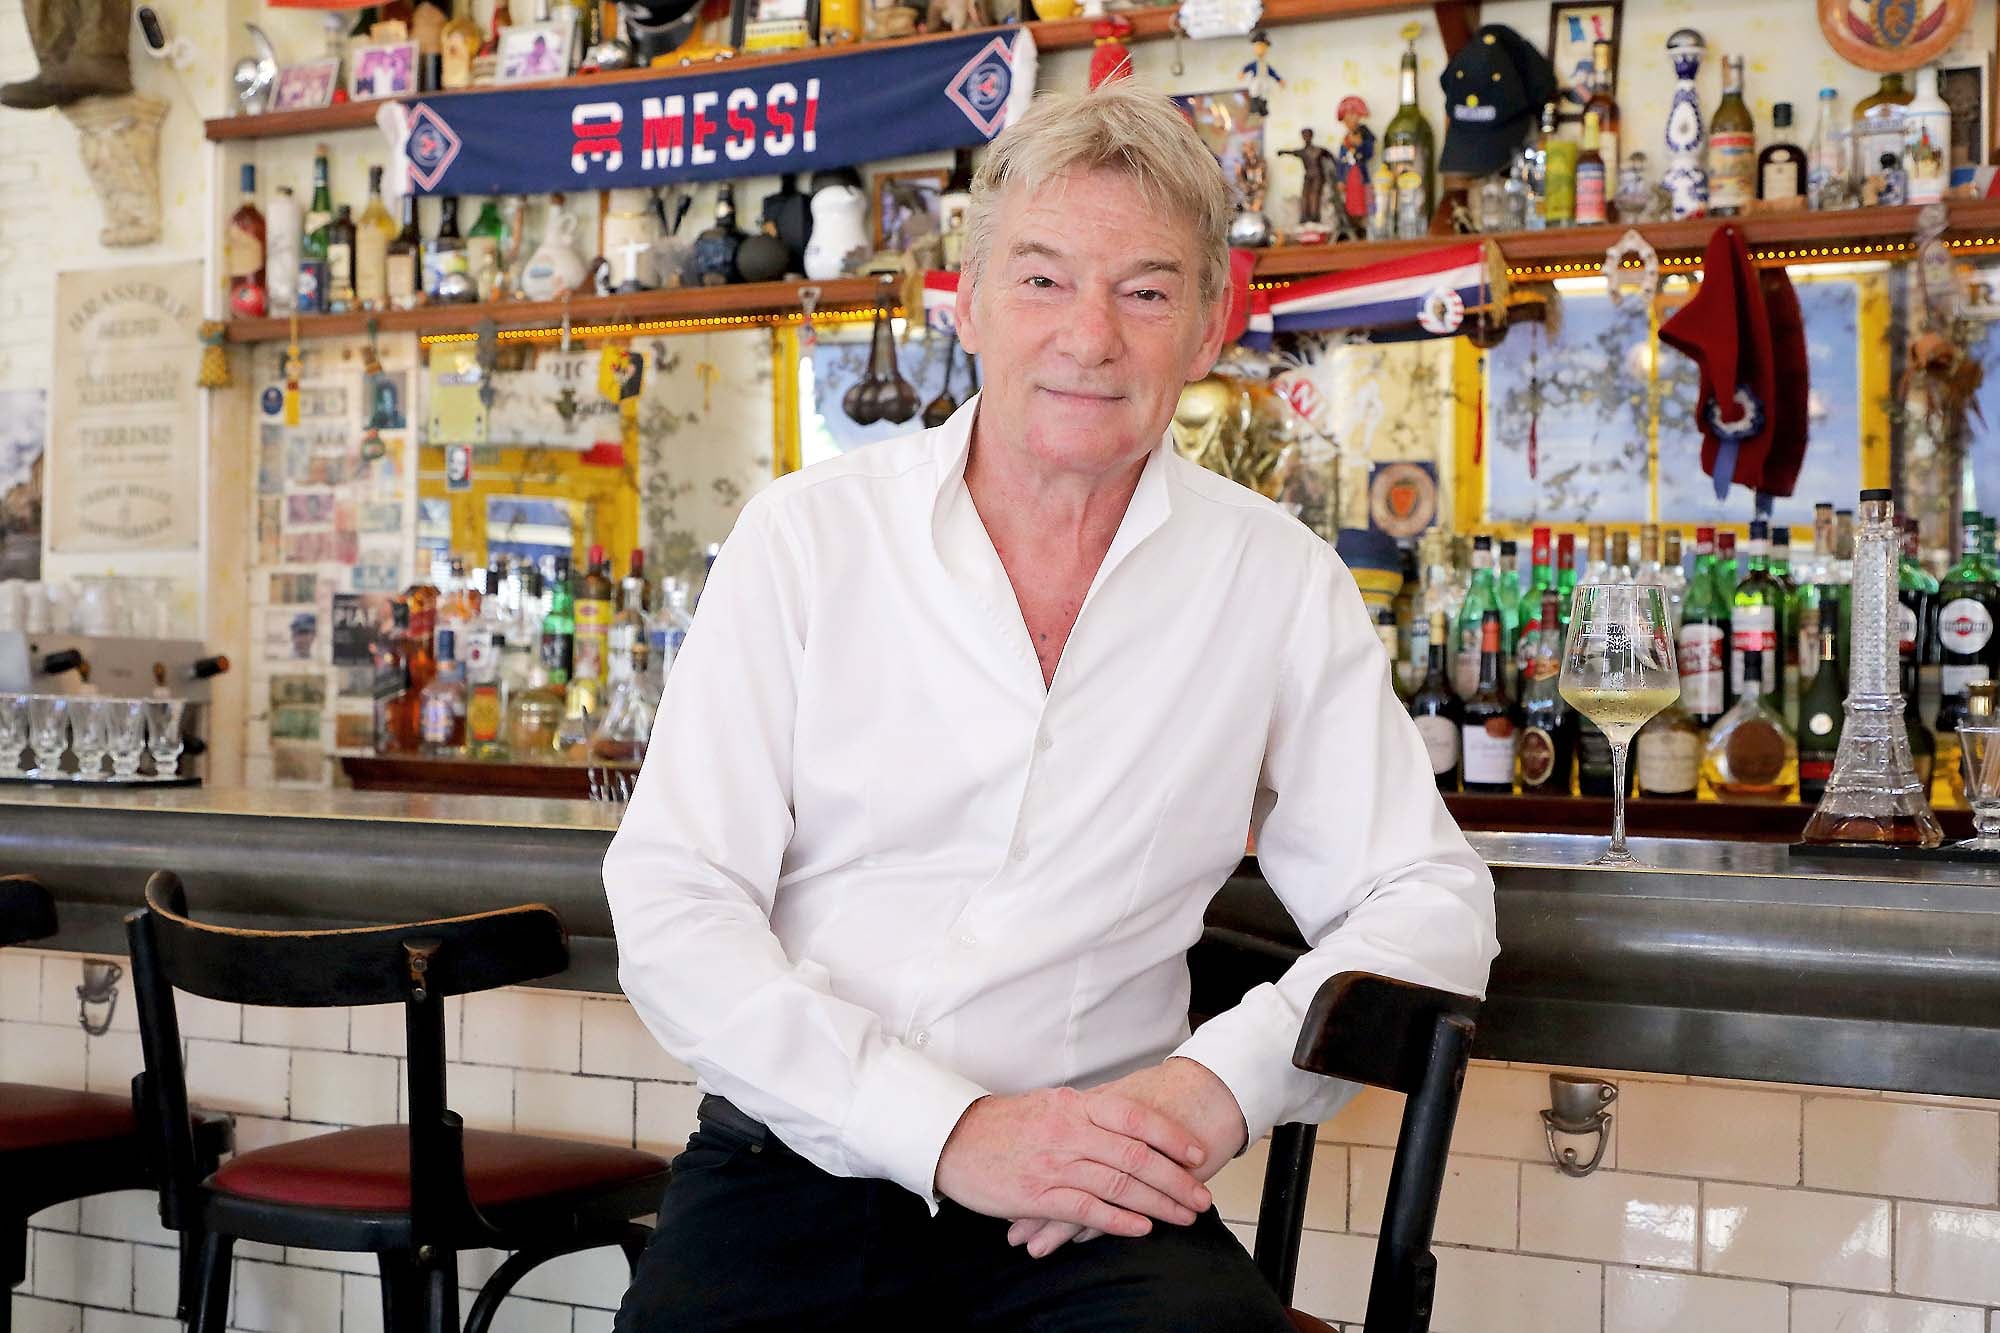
[934,1056,1247,1260]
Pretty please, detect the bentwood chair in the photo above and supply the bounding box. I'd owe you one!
[1251,972,1481,1333]
[126,871,672,1333]
[0,874,231,1333]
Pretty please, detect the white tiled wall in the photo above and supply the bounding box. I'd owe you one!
[13,946,2000,1332]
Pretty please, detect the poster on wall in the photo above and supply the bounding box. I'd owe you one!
[47,263,203,554]
[0,389,45,579]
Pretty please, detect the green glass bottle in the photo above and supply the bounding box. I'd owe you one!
[1795,606,1844,802]
[1381,32,1436,229]
[467,198,506,300]
[539,556,576,687]
[1731,521,1786,719]
[1454,535,1499,699]
[1677,526,1732,728]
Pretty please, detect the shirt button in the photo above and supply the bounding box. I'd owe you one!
[954,931,978,950]
[912,1030,932,1048]
[1010,842,1028,862]
[1036,731,1053,752]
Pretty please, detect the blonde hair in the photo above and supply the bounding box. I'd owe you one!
[961,83,1232,305]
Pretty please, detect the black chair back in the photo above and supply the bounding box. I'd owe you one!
[124,871,569,1247]
[0,875,56,948]
[1253,972,1479,1333]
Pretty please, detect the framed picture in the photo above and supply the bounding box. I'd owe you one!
[271,58,340,112]
[872,168,947,254]
[1547,0,1621,123]
[349,40,417,101]
[1941,61,1992,182]
[497,22,573,83]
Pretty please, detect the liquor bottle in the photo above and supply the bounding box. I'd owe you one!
[419,630,468,757]
[464,586,506,761]
[1528,103,1556,229]
[413,0,448,89]
[1679,526,1732,727]
[1544,116,1578,227]
[298,147,334,315]
[1732,520,1785,715]
[1771,526,1795,593]
[326,205,358,314]
[1796,608,1844,801]
[573,544,616,691]
[1934,515,1997,774]
[1495,539,1524,694]
[373,600,415,753]
[1608,530,1633,583]
[1716,529,1740,589]
[540,555,576,687]
[226,164,267,318]
[694,185,745,286]
[1583,523,1610,584]
[1516,592,1576,795]
[592,637,656,766]
[1663,29,1709,220]
[266,186,301,316]
[619,548,651,617]
[356,165,395,312]
[1809,88,1853,209]
[427,197,472,304]
[1702,649,1797,799]
[1459,612,1518,794]
[1454,536,1499,699]
[441,0,484,89]
[405,578,438,698]
[1555,531,1578,633]
[1905,66,1952,205]
[467,197,506,301]
[650,576,694,680]
[1515,527,1555,682]
[1758,103,1808,210]
[1852,73,1913,197]
[1584,39,1621,181]
[1575,713,1617,798]
[1636,692,1703,799]
[1707,55,1756,217]
[506,664,566,760]
[1382,33,1436,228]
[387,192,423,311]
[1409,611,1463,792]
[1575,111,1608,226]
[1662,528,1687,628]
[1900,517,1938,692]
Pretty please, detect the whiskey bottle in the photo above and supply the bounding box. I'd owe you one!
[419,630,468,757]
[1459,611,1519,794]
[1702,649,1797,799]
[1707,55,1756,217]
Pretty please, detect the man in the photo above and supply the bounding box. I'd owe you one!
[604,82,1497,1330]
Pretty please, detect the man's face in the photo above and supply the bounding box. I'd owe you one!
[956,167,1226,481]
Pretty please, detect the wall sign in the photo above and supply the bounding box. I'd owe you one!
[402,28,1036,196]
[48,263,203,554]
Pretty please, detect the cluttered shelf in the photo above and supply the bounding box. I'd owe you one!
[221,200,2000,346]
[201,0,1450,145]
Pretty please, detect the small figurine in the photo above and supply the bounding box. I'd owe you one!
[1239,28,1283,119]
[1868,151,1907,207]
[1333,96,1376,231]
[1228,151,1273,247]
[1087,13,1134,89]
[925,0,988,34]
[1278,128,1336,228]
[1613,152,1654,223]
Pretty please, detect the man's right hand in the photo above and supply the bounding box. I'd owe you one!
[933,1086,1213,1244]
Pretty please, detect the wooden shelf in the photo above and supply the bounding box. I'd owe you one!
[222,274,884,343]
[224,201,2000,345]
[341,754,629,799]
[203,0,1446,144]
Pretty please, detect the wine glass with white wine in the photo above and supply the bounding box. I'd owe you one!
[1560,583,1680,866]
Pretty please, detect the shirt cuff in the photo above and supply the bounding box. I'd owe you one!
[842,1041,988,1213]
[1172,984,1339,1148]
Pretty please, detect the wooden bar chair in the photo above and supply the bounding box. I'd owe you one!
[1253,972,1481,1333]
[1,874,230,1333]
[125,871,671,1333]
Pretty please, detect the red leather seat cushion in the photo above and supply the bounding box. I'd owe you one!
[0,1083,137,1152]
[211,1125,668,1211]
[1286,1311,1339,1333]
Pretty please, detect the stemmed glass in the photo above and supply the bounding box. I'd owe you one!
[108,699,149,778]
[1559,584,1681,867]
[145,698,186,778]
[68,698,111,781]
[1955,725,2000,851]
[0,694,27,776]
[27,695,70,779]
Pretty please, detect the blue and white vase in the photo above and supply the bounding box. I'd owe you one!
[1663,29,1709,220]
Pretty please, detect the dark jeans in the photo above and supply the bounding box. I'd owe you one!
[614,1097,1296,1332]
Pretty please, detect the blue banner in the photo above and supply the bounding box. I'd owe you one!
[402,29,1036,197]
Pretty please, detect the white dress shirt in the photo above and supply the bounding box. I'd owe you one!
[603,394,1497,1211]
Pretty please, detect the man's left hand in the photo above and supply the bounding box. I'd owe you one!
[1007,1056,1246,1258]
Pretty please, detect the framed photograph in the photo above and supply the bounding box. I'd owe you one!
[271,58,340,112]
[872,168,948,253]
[349,40,417,101]
[497,23,573,84]
[1941,61,1992,182]
[1547,0,1621,123]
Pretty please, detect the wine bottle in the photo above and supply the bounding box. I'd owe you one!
[1459,611,1518,794]
[387,191,423,311]
[1678,526,1732,727]
[1732,520,1785,716]
[1408,611,1463,792]
[1454,535,1498,699]
[1707,55,1756,217]
[1796,606,1844,801]
[1516,592,1576,795]
[1381,33,1436,231]
[326,205,357,315]
[1636,693,1702,799]
[356,165,395,312]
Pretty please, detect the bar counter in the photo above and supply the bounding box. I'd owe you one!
[4,787,1997,1099]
